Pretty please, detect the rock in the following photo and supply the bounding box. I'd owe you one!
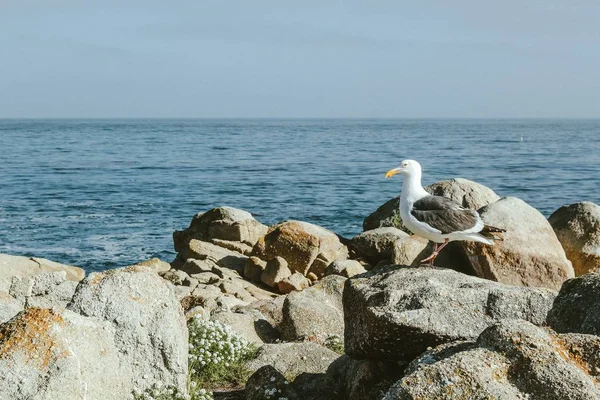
[261,257,292,288]
[280,275,345,341]
[278,272,311,294]
[180,239,248,273]
[180,258,217,275]
[289,372,336,400]
[9,271,78,310]
[363,178,500,231]
[133,257,171,273]
[245,365,299,400]
[246,296,286,328]
[215,295,249,311]
[547,271,600,335]
[459,197,574,290]
[252,220,348,276]
[0,290,22,324]
[0,308,132,400]
[189,271,219,285]
[160,269,190,287]
[219,281,255,303]
[385,320,600,400]
[244,256,267,282]
[306,272,319,282]
[344,266,556,361]
[549,201,600,276]
[426,178,501,210]
[349,227,409,265]
[243,283,278,301]
[67,266,188,393]
[173,207,268,252]
[247,342,339,378]
[391,235,429,266]
[325,260,367,278]
[211,238,254,255]
[0,254,85,285]
[327,355,405,400]
[211,310,265,345]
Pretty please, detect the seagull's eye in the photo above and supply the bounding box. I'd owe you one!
[402,163,408,167]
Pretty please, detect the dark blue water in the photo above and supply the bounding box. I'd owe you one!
[1,119,599,272]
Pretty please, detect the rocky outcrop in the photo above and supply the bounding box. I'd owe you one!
[549,201,600,276]
[261,256,292,288]
[349,227,408,265]
[548,271,600,336]
[0,291,22,324]
[325,260,367,278]
[68,266,188,393]
[363,178,500,231]
[459,196,574,290]
[385,320,600,400]
[327,355,405,400]
[0,254,85,284]
[247,342,339,378]
[252,220,348,277]
[344,266,556,360]
[173,206,268,252]
[179,239,248,273]
[280,275,345,342]
[0,308,132,400]
[391,236,429,266]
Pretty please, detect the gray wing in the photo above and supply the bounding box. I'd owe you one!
[411,195,480,234]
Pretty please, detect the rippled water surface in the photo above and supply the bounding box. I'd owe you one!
[1,119,599,271]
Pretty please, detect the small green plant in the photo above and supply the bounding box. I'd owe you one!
[324,335,344,355]
[188,317,258,389]
[389,209,405,230]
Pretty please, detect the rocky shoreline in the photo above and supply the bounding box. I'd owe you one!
[2,178,600,399]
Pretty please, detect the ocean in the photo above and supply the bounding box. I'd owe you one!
[1,119,598,272]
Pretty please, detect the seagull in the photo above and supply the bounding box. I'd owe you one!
[385,159,503,265]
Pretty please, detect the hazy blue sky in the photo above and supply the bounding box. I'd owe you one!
[1,1,599,118]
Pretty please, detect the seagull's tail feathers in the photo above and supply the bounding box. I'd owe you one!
[478,225,506,243]
[464,233,495,245]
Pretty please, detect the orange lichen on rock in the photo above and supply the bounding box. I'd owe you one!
[0,308,65,369]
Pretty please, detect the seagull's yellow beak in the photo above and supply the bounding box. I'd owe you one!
[385,168,401,178]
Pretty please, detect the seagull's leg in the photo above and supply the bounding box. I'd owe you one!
[420,239,449,265]
[420,242,439,265]
[435,239,450,254]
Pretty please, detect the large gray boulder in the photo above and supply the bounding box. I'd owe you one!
[9,271,78,310]
[173,206,268,252]
[363,178,500,231]
[0,308,132,400]
[385,320,600,400]
[344,266,556,361]
[547,271,600,335]
[252,220,348,277]
[0,290,22,324]
[349,227,409,265]
[68,266,188,393]
[327,355,405,400]
[549,201,600,276]
[459,197,574,290]
[178,239,248,273]
[247,342,339,379]
[280,275,346,341]
[0,254,85,285]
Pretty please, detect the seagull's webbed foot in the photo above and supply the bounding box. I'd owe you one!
[420,252,438,265]
[420,239,449,266]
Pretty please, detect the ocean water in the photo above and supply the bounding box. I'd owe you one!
[0,119,598,272]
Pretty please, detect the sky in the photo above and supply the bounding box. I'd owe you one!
[0,1,599,118]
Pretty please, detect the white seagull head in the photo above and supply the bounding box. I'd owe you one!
[385,159,421,178]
